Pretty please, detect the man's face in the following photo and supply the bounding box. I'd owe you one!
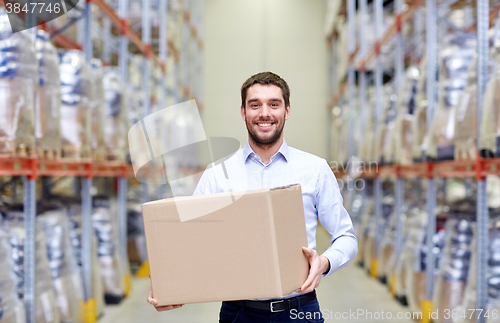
[241,84,290,146]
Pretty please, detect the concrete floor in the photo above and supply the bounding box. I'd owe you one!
[99,227,416,323]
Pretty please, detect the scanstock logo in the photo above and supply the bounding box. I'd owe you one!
[128,100,245,222]
[4,0,80,32]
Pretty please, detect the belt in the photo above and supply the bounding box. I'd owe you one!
[225,291,317,313]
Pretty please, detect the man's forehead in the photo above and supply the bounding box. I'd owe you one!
[246,84,284,101]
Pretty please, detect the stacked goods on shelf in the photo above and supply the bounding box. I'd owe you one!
[90,59,107,162]
[396,206,446,310]
[37,206,84,323]
[0,226,25,323]
[453,55,478,160]
[336,100,349,165]
[362,199,393,274]
[456,212,500,323]
[426,33,476,161]
[433,214,475,323]
[35,30,62,160]
[393,66,419,166]
[58,50,92,160]
[92,196,125,304]
[65,202,105,319]
[479,33,500,158]
[126,202,147,265]
[381,88,398,165]
[377,206,398,284]
[354,185,393,272]
[355,198,374,268]
[359,89,375,162]
[0,8,38,157]
[391,204,424,302]
[1,208,60,323]
[103,68,127,161]
[372,84,396,164]
[411,55,428,162]
[346,188,370,237]
[378,193,422,286]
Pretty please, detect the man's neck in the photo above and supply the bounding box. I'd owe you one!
[248,137,284,165]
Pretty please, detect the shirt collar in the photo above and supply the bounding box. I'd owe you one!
[243,139,290,163]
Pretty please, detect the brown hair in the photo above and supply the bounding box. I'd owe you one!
[240,72,290,108]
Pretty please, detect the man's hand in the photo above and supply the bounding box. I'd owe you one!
[299,247,330,294]
[147,282,184,311]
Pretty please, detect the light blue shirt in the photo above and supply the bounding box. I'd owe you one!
[193,139,358,288]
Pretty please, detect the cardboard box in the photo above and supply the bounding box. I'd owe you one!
[142,184,310,306]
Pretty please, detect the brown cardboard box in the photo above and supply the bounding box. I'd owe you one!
[142,184,310,306]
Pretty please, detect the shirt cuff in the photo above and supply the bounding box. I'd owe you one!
[321,249,351,277]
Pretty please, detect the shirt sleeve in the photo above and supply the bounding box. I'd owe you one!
[193,164,216,196]
[316,160,358,276]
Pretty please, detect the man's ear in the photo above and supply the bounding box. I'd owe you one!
[240,105,246,121]
[285,105,290,120]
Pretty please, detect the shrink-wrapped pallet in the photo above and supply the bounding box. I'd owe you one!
[103,68,127,161]
[361,200,393,273]
[1,209,60,323]
[0,8,38,157]
[427,34,475,161]
[360,88,375,162]
[126,203,147,264]
[66,204,105,318]
[38,208,84,323]
[337,100,350,164]
[393,66,419,166]
[355,199,374,267]
[92,196,125,304]
[90,59,106,162]
[453,54,486,160]
[0,226,25,323]
[455,214,500,323]
[382,92,398,165]
[479,69,500,157]
[433,218,474,323]
[35,30,61,160]
[373,84,396,164]
[399,209,446,312]
[411,56,428,162]
[58,50,92,160]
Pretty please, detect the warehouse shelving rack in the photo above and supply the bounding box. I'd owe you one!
[328,1,493,322]
[0,1,204,323]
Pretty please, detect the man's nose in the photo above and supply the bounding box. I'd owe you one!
[259,105,271,118]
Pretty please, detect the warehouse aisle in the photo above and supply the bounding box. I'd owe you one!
[100,226,413,323]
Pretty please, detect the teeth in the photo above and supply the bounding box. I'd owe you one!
[258,123,272,127]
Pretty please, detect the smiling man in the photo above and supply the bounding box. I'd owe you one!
[147,72,358,322]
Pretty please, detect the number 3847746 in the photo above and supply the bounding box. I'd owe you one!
[5,2,61,14]
[443,309,498,320]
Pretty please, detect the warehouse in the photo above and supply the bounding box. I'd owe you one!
[0,0,497,322]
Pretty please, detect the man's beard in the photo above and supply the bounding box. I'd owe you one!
[245,117,285,146]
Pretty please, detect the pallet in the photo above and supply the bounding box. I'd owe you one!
[0,145,35,158]
[38,148,61,160]
[61,146,91,160]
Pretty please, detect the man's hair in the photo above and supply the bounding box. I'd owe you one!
[241,72,290,108]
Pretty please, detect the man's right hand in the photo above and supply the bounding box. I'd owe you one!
[147,283,184,311]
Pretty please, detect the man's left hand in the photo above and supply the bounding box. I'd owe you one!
[299,247,330,293]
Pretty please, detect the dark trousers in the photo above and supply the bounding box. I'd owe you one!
[219,295,324,323]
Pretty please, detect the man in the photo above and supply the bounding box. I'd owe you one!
[148,72,358,322]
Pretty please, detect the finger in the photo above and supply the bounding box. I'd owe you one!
[155,304,184,312]
[147,297,158,306]
[300,272,314,292]
[302,247,313,256]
